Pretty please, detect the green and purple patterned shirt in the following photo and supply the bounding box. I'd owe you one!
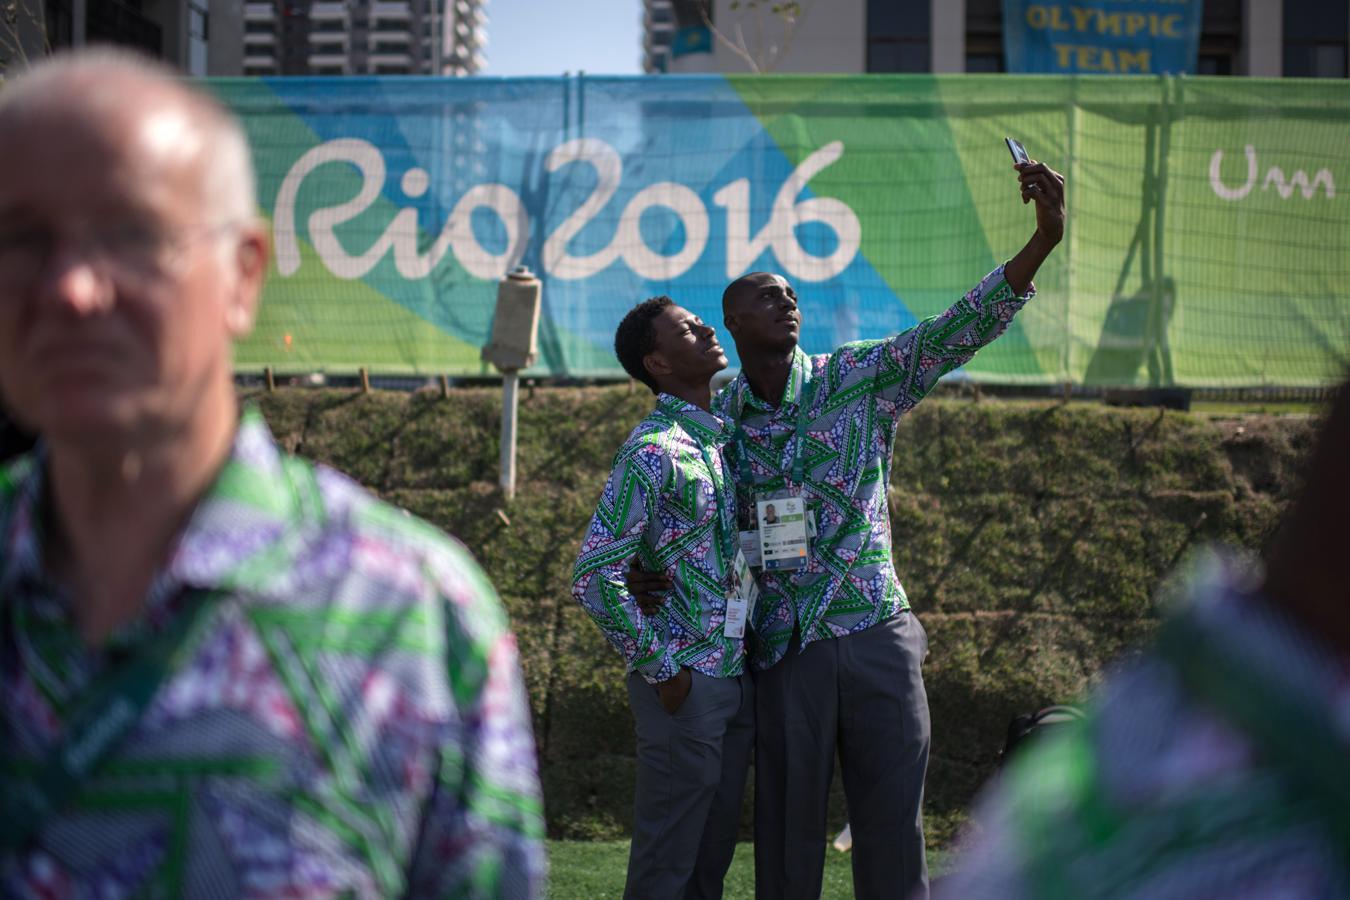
[572,394,745,684]
[713,264,1033,670]
[939,551,1350,899]
[0,409,545,898]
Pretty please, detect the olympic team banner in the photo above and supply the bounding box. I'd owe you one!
[1002,0,1203,74]
[211,75,1350,387]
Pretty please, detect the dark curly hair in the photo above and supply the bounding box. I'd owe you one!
[614,296,673,394]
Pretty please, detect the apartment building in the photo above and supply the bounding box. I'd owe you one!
[241,0,487,77]
[1,0,229,76]
[644,0,1347,78]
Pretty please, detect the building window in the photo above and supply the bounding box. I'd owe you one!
[867,0,930,72]
[1195,0,1239,76]
[965,0,1003,72]
[188,3,209,76]
[1284,0,1348,77]
[44,0,75,49]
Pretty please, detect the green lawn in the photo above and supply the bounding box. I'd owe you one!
[545,841,952,898]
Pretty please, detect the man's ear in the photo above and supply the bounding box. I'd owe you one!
[227,226,268,337]
[723,309,740,336]
[643,349,672,383]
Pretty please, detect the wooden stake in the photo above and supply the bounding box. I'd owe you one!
[359,368,370,393]
[439,374,450,398]
[264,367,275,392]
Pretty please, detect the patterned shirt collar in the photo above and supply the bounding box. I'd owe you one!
[0,452,45,596]
[655,392,729,445]
[727,346,813,419]
[0,408,297,638]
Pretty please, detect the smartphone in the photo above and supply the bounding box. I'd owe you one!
[1006,137,1030,166]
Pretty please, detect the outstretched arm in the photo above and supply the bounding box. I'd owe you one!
[1003,159,1066,296]
[844,157,1066,418]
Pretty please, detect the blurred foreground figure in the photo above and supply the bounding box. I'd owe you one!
[0,50,543,897]
[936,379,1350,900]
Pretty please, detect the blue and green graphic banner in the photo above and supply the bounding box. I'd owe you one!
[213,74,1350,388]
[1002,0,1203,74]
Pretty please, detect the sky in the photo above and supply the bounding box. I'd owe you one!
[482,0,645,76]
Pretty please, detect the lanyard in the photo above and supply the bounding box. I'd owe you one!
[698,440,739,568]
[0,590,219,851]
[734,373,818,491]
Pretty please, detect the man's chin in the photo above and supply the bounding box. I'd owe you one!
[35,393,153,446]
[697,355,729,379]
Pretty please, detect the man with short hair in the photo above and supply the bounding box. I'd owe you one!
[0,51,543,897]
[572,297,754,899]
[722,161,1063,900]
[631,159,1066,899]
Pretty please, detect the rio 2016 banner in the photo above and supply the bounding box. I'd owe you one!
[1002,0,1203,74]
[213,75,1350,388]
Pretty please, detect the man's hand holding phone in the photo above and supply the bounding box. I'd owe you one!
[1006,137,1065,246]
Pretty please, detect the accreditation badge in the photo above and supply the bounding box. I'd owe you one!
[723,547,759,639]
[755,492,810,571]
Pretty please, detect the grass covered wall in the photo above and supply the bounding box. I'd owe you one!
[249,386,1315,847]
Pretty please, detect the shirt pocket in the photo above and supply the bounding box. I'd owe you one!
[665,453,718,531]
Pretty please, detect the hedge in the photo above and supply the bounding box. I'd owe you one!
[249,386,1315,847]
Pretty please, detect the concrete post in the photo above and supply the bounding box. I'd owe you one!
[500,370,519,499]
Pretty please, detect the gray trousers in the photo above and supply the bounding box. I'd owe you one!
[754,613,931,900]
[625,669,755,900]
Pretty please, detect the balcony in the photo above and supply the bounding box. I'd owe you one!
[243,32,276,46]
[310,2,349,21]
[368,51,413,67]
[309,52,351,67]
[449,1,485,26]
[369,29,411,44]
[243,54,277,69]
[244,3,275,22]
[370,2,411,22]
[310,31,349,45]
[645,7,674,27]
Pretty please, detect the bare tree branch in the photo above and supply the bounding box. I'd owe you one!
[695,0,814,74]
[698,1,762,74]
[0,0,46,73]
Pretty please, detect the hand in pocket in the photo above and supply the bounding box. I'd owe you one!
[657,667,693,714]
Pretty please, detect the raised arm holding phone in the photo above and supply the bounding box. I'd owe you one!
[626,146,1066,900]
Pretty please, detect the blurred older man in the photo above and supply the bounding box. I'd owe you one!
[0,51,543,897]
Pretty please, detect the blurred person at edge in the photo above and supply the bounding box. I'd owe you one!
[0,50,543,898]
[936,377,1350,900]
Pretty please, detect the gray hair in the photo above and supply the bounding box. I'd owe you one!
[0,47,258,228]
